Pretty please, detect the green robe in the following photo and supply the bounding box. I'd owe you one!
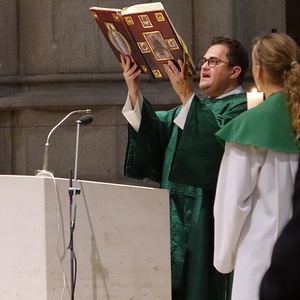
[216,92,299,152]
[124,93,247,300]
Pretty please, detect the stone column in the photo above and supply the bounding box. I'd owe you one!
[235,0,286,54]
[193,0,236,59]
[0,0,18,78]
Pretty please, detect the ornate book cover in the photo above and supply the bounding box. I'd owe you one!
[90,2,196,79]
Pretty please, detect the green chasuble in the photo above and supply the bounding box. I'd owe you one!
[124,93,246,300]
[216,92,299,152]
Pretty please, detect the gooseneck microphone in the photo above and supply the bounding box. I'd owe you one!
[35,109,91,177]
[77,114,93,125]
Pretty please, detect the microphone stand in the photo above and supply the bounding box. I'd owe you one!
[67,116,93,300]
[68,169,78,300]
[68,167,79,300]
[35,110,93,299]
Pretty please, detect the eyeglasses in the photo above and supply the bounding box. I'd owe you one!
[197,57,232,69]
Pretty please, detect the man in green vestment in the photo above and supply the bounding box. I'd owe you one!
[120,37,249,300]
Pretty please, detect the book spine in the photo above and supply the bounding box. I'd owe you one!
[116,12,155,78]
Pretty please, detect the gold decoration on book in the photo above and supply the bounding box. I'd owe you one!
[155,12,165,22]
[91,11,98,19]
[138,14,153,28]
[166,38,179,50]
[138,42,151,53]
[106,23,132,56]
[112,13,120,22]
[178,35,195,96]
[152,70,163,78]
[143,31,173,61]
[124,16,134,25]
[140,65,149,73]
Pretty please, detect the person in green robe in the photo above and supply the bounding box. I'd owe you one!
[120,37,249,300]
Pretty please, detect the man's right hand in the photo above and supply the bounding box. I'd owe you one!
[164,59,194,105]
[120,55,141,107]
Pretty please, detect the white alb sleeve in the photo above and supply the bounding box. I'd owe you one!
[122,90,143,132]
[173,93,195,129]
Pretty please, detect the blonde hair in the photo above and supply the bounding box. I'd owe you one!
[252,33,300,139]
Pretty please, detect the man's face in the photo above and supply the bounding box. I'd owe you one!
[199,44,235,98]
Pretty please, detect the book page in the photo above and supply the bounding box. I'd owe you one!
[90,7,121,13]
[122,2,163,15]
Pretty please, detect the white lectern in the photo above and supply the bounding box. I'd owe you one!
[0,176,171,299]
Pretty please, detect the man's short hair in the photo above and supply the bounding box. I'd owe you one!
[212,37,249,85]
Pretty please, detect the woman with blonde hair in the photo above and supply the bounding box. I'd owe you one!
[213,33,300,300]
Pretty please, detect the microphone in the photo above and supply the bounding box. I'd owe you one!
[35,109,92,177]
[77,114,93,125]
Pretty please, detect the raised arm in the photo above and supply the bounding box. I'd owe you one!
[120,54,142,108]
[164,59,194,105]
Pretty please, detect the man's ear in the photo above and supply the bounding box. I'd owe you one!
[230,66,242,78]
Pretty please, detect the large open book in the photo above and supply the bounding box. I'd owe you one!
[90,2,196,79]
